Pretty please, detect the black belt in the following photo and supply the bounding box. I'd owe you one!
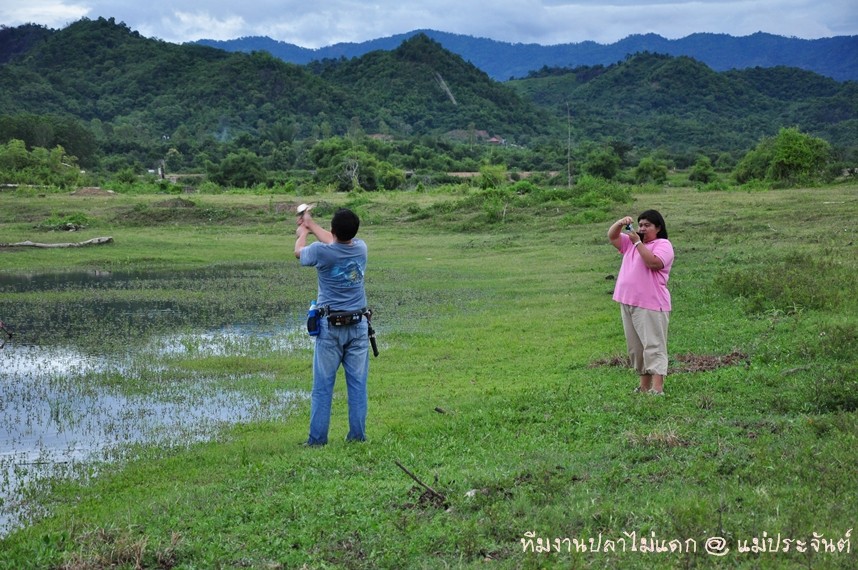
[320,306,368,326]
[318,306,367,317]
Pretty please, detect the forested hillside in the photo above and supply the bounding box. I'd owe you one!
[0,18,856,181]
[510,53,858,155]
[308,34,549,137]
[0,19,550,169]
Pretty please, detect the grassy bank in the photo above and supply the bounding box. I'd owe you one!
[1,183,857,569]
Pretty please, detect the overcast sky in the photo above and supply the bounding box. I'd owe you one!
[2,0,856,48]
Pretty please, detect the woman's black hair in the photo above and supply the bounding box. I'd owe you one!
[638,209,668,239]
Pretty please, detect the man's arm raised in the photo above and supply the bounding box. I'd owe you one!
[301,212,334,244]
[294,224,310,259]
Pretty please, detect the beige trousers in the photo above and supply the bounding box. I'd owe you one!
[620,304,670,376]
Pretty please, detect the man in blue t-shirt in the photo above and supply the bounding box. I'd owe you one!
[295,208,369,446]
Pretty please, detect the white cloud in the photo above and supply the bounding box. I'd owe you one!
[137,11,249,42]
[2,0,855,46]
[0,0,90,29]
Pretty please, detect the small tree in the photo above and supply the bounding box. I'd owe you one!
[583,148,621,180]
[164,147,183,172]
[377,161,406,190]
[733,139,772,184]
[688,156,717,184]
[209,150,266,188]
[634,156,668,184]
[714,152,735,171]
[734,127,832,186]
[0,139,31,171]
[0,139,83,188]
[767,127,831,185]
[478,164,507,189]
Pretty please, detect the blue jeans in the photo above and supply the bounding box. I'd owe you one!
[307,318,369,445]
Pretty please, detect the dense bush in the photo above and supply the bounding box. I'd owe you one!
[633,156,668,184]
[583,147,621,180]
[733,127,832,186]
[718,252,849,313]
[207,150,267,188]
[688,156,717,183]
[0,138,83,188]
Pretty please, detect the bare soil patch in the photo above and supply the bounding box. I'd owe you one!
[591,351,750,374]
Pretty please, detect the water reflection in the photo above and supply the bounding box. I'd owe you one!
[0,326,307,534]
[0,265,308,535]
[154,323,311,357]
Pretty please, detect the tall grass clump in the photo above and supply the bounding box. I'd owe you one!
[810,364,858,413]
[718,252,850,314]
[33,212,93,232]
[408,175,634,229]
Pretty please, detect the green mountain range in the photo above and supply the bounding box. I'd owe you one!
[196,29,858,82]
[510,53,858,154]
[1,18,856,173]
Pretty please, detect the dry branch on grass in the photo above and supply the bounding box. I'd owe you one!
[395,460,448,507]
[0,236,113,249]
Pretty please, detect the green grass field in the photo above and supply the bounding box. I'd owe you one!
[1,183,856,569]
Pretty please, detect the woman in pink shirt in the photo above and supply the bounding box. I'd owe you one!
[607,210,674,395]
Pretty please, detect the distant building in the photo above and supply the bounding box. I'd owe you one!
[444,129,504,144]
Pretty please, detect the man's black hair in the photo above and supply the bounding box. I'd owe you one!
[638,209,668,239]
[331,208,360,241]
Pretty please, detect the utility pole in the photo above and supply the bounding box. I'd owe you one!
[566,102,572,188]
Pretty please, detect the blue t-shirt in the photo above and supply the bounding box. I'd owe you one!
[300,239,367,311]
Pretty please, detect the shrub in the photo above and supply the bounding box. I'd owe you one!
[688,156,717,184]
[810,364,858,413]
[718,253,848,313]
[208,150,267,188]
[634,157,668,184]
[583,148,621,180]
[509,180,537,195]
[695,180,730,192]
[478,164,507,189]
[0,139,83,188]
[633,183,666,194]
[817,323,858,361]
[35,212,91,231]
[767,127,831,185]
[573,174,632,204]
[733,127,832,186]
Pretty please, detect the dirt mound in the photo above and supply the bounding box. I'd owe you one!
[154,198,196,208]
[670,351,749,373]
[590,351,749,374]
[71,187,116,196]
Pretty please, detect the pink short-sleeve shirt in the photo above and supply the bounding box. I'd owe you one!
[612,234,674,312]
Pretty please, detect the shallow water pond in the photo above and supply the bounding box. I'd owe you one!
[0,265,310,534]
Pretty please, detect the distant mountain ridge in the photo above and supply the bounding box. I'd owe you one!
[195,30,858,82]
